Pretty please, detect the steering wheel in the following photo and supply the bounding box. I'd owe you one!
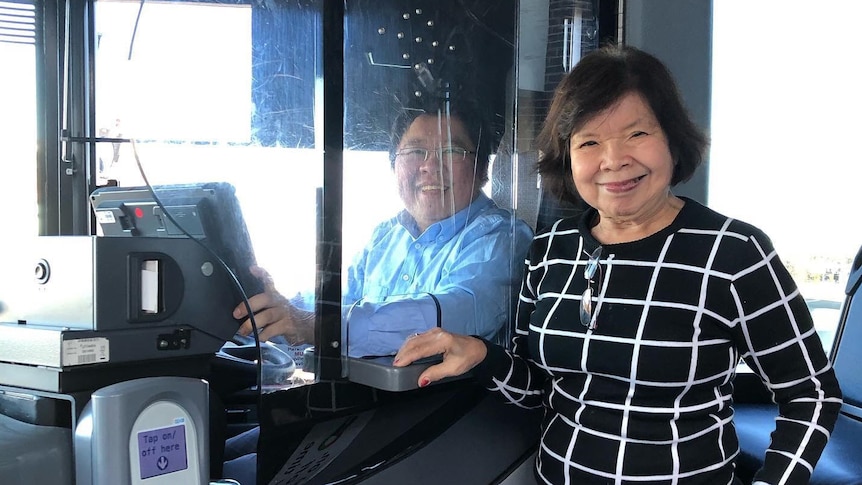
[210,334,296,394]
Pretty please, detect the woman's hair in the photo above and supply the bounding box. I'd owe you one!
[388,100,492,186]
[536,44,709,205]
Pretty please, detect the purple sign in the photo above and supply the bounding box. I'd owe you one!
[137,423,189,479]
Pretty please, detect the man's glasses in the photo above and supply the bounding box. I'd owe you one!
[579,246,603,329]
[394,146,476,165]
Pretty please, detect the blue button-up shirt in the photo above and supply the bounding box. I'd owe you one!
[343,193,533,357]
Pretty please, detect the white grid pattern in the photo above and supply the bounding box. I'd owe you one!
[479,199,841,484]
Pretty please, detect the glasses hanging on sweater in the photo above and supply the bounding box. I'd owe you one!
[579,246,603,330]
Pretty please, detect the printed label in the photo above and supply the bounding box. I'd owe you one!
[62,338,110,366]
[95,210,116,224]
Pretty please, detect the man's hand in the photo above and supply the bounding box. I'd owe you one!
[234,266,314,344]
[393,328,487,387]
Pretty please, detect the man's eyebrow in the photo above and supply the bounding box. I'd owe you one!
[451,136,474,149]
[399,135,474,148]
[398,136,427,147]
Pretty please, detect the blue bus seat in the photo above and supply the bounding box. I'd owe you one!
[734,243,862,484]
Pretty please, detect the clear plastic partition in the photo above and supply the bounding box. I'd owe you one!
[340,1,532,376]
[339,0,603,371]
[88,0,600,391]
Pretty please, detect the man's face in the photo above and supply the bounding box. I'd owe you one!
[393,114,480,232]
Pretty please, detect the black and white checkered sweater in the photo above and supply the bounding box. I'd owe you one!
[477,198,842,484]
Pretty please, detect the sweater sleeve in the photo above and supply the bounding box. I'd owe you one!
[731,233,842,484]
[473,249,547,409]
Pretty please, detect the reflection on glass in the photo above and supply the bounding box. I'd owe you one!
[339,108,533,358]
[341,2,531,359]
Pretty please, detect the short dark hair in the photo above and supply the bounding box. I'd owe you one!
[536,44,708,205]
[388,101,492,186]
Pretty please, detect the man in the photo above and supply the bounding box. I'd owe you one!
[221,102,532,485]
[233,103,533,358]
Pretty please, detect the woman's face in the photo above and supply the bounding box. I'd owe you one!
[393,114,479,232]
[568,92,675,224]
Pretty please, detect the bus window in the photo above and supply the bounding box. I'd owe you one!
[710,0,862,355]
[93,0,322,381]
[0,2,37,250]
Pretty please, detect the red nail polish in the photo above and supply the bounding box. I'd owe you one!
[419,377,430,387]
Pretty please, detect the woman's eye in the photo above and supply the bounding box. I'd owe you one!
[631,131,648,138]
[577,140,598,148]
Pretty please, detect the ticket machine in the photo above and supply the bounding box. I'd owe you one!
[0,183,257,484]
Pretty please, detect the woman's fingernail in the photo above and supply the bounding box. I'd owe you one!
[419,377,430,388]
[393,358,400,365]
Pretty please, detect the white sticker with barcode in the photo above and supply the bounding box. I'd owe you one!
[62,338,110,366]
[95,210,116,224]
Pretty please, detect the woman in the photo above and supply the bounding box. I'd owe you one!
[394,44,842,484]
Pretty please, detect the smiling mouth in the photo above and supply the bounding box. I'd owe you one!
[602,175,646,192]
[419,184,447,192]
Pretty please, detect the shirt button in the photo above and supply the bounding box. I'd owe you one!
[414,243,422,249]
[402,274,410,281]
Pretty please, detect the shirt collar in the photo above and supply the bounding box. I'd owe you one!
[397,192,493,240]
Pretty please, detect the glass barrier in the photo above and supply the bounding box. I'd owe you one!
[88,0,598,392]
[340,1,531,375]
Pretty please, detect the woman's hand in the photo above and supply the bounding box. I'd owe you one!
[393,328,488,387]
[234,266,313,344]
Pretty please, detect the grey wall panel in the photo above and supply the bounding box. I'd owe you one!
[625,0,713,203]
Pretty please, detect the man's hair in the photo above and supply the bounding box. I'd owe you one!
[536,44,709,206]
[388,100,492,186]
